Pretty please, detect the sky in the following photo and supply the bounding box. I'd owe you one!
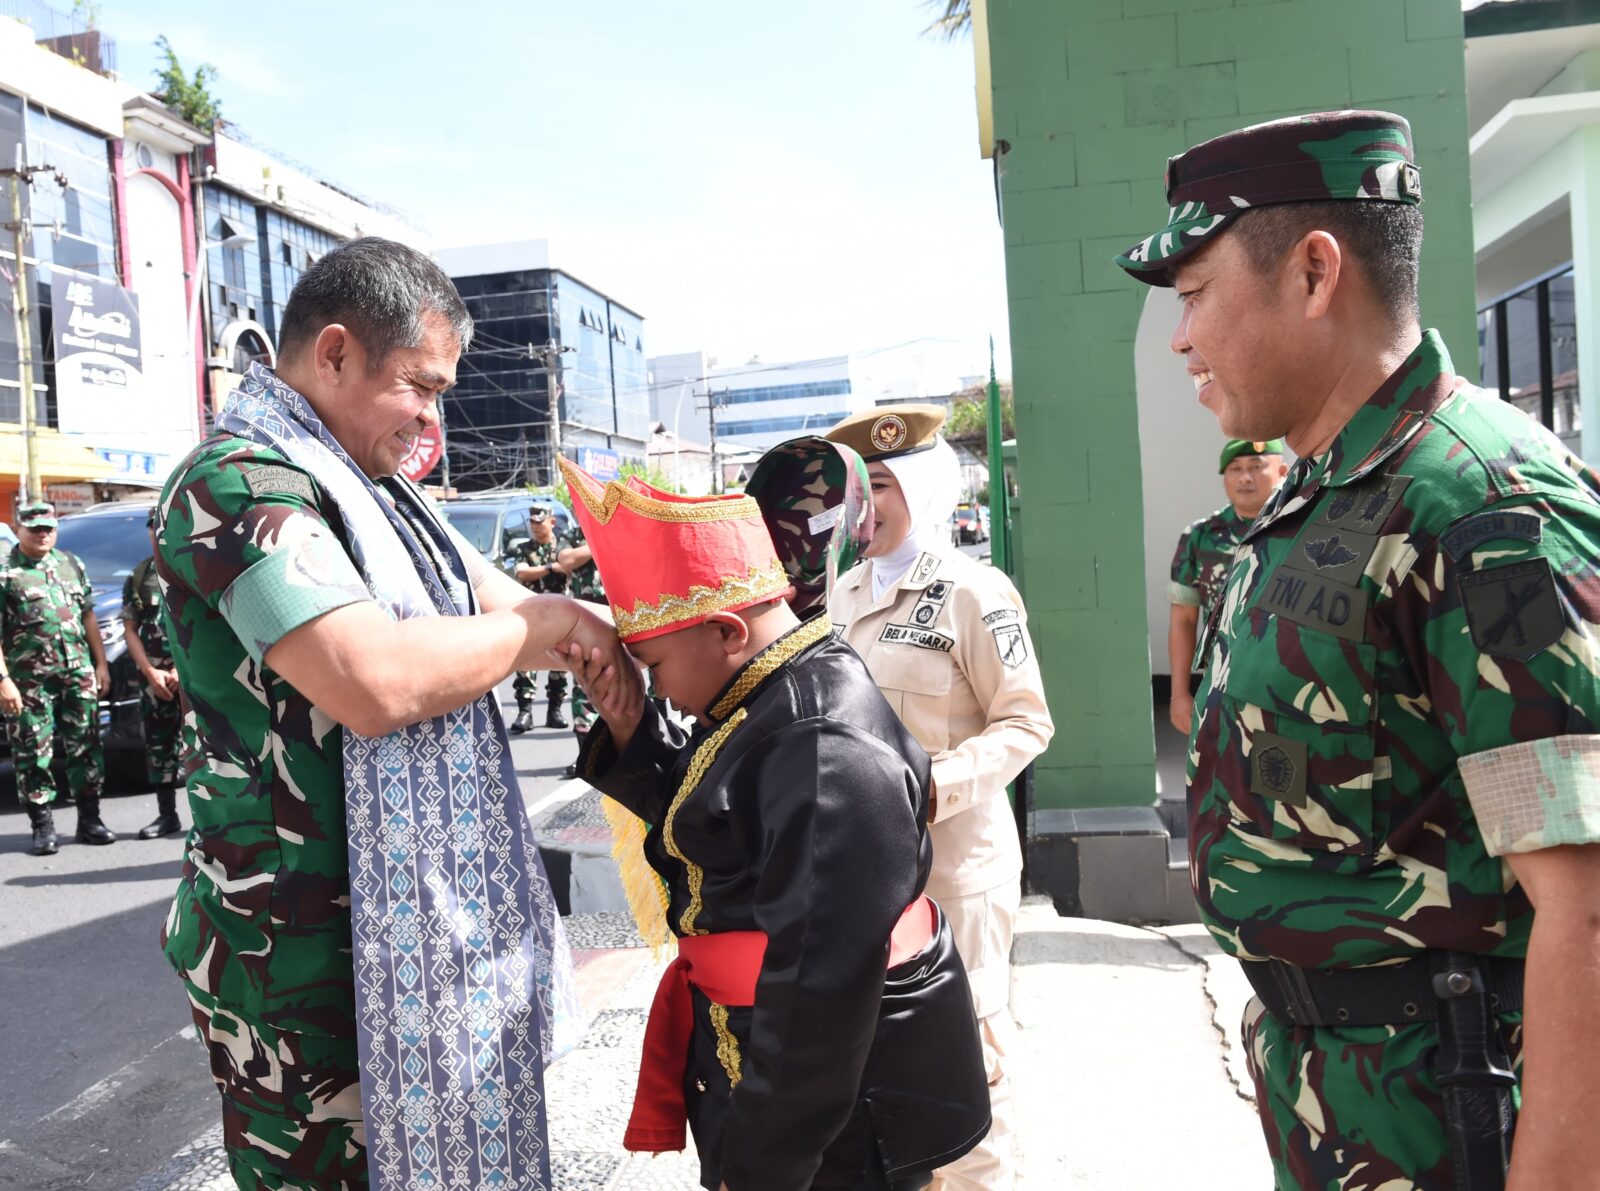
[108,1,1012,381]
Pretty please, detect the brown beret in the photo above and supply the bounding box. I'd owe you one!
[825,403,947,462]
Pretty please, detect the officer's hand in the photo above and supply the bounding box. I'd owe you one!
[0,677,20,717]
[144,667,176,702]
[1168,692,1195,735]
[95,661,110,696]
[162,669,181,698]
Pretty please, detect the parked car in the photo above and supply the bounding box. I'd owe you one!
[954,503,988,545]
[46,500,158,781]
[438,490,575,573]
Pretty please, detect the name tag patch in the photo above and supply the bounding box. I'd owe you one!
[881,622,954,653]
[1441,511,1543,560]
[1458,558,1565,661]
[244,464,315,503]
[1257,570,1369,641]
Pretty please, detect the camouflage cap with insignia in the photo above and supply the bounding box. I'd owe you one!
[746,436,873,614]
[826,402,946,463]
[1218,438,1285,473]
[1116,110,1421,287]
[17,500,58,528]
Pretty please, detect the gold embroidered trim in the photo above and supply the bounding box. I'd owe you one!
[662,708,748,936]
[560,456,764,526]
[708,614,832,723]
[601,795,673,959]
[710,1002,742,1086]
[614,560,789,640]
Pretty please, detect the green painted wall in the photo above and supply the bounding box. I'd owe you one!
[985,0,1476,810]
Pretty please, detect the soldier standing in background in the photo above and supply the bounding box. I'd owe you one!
[557,521,604,777]
[122,507,185,840]
[510,504,569,733]
[0,500,113,855]
[1119,109,1600,1188]
[1166,438,1286,733]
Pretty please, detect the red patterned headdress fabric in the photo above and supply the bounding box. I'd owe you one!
[558,457,789,641]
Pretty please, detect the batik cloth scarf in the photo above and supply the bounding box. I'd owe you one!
[219,362,581,1191]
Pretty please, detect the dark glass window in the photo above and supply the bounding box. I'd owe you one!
[1478,265,1581,452]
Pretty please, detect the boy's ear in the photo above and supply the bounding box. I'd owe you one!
[705,612,750,655]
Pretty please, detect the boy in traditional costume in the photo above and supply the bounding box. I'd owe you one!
[555,457,990,1191]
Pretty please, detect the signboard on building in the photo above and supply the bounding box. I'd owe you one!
[576,446,621,481]
[44,482,95,514]
[400,423,445,482]
[51,274,145,437]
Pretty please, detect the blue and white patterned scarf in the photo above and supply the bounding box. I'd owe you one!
[220,362,579,1191]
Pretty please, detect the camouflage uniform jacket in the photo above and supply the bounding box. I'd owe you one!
[155,434,375,1037]
[1190,330,1600,970]
[121,555,170,664]
[1169,503,1249,634]
[515,534,568,595]
[0,544,95,677]
[562,525,604,601]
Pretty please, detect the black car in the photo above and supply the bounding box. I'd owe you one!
[53,500,159,780]
[439,491,575,573]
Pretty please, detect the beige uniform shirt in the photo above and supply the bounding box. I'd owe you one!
[830,545,1054,898]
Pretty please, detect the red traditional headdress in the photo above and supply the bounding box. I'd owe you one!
[558,456,790,641]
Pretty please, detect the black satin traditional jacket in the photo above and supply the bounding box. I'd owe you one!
[579,614,991,1191]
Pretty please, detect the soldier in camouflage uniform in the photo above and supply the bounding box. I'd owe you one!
[0,500,113,855]
[1119,111,1600,1189]
[121,507,185,839]
[510,504,568,733]
[557,521,604,774]
[1166,438,1286,733]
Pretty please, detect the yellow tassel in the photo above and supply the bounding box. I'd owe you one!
[601,795,674,958]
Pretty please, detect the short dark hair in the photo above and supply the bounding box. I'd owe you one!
[1231,201,1423,323]
[277,237,473,367]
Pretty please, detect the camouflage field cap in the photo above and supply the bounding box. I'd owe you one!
[1218,438,1285,473]
[1116,110,1421,286]
[826,403,946,462]
[746,436,873,614]
[17,500,57,529]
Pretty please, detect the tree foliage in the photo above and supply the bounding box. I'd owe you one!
[921,0,971,41]
[943,385,1014,445]
[152,35,222,132]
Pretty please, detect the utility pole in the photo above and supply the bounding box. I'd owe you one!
[699,386,724,493]
[530,339,574,487]
[3,162,68,506]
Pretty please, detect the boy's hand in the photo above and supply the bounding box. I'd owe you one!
[559,640,644,752]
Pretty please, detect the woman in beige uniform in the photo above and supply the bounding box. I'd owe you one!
[826,405,1054,1191]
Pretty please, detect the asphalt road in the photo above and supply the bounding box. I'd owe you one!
[0,540,996,1189]
[0,683,580,1191]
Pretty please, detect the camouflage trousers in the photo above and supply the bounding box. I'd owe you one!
[513,668,567,712]
[184,981,367,1190]
[141,684,184,786]
[1242,996,1523,1189]
[5,667,103,805]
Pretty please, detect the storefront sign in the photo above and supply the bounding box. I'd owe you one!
[51,274,145,438]
[44,482,95,513]
[401,423,445,482]
[577,446,621,481]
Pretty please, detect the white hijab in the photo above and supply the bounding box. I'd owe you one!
[870,435,963,602]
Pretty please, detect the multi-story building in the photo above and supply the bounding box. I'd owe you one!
[437,241,649,491]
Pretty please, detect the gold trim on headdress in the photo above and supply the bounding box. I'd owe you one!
[559,456,761,526]
[615,560,790,640]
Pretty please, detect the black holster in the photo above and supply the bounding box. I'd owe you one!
[1430,951,1517,1191]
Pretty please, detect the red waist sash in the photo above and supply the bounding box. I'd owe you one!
[623,893,936,1152]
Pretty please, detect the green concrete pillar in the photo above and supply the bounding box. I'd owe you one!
[985,0,1476,811]
[1569,124,1600,465]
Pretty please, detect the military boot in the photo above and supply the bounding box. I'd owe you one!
[510,707,534,734]
[74,793,117,845]
[138,786,184,840]
[545,700,568,730]
[25,802,58,857]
